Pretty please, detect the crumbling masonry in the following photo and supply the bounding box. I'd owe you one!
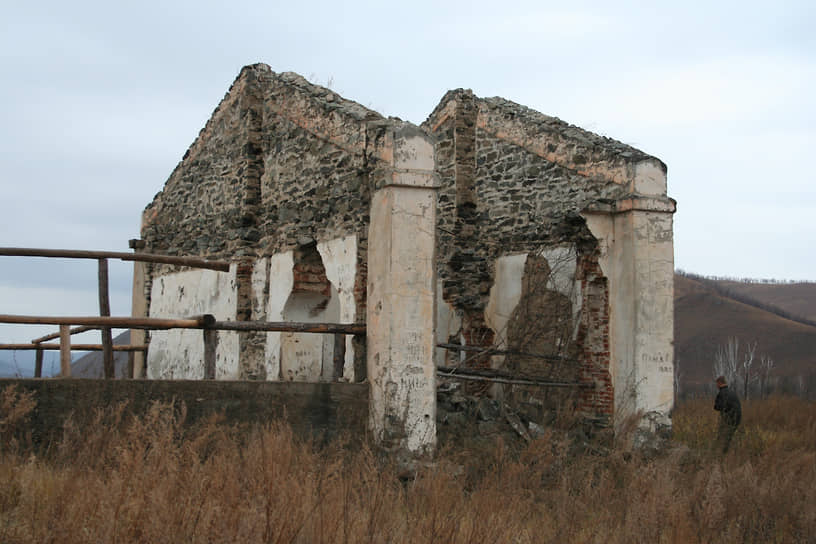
[132,64,676,455]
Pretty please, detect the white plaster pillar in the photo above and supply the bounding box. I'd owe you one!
[367,125,439,456]
[584,159,676,431]
[264,251,294,380]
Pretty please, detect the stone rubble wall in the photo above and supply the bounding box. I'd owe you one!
[141,66,387,381]
[422,89,661,423]
[138,66,673,433]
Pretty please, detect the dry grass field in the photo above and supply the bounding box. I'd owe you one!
[1,386,814,543]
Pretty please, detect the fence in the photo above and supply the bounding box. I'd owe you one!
[0,248,364,379]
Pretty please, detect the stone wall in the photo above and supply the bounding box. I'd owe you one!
[137,66,675,439]
[424,91,622,422]
[141,66,389,382]
[423,89,675,426]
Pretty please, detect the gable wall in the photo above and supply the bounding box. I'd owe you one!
[424,92,643,422]
[141,66,398,382]
[136,68,674,434]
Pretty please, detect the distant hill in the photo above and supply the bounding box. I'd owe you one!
[0,332,130,378]
[712,279,816,323]
[0,351,60,378]
[71,330,131,378]
[674,273,816,395]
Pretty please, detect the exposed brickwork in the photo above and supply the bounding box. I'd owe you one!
[236,257,266,380]
[424,90,624,418]
[291,245,331,297]
[575,254,613,422]
[142,66,668,422]
[426,91,622,314]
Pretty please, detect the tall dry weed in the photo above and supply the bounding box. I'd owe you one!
[0,385,36,455]
[0,395,813,543]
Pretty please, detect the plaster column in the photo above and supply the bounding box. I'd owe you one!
[584,159,676,431]
[367,125,439,456]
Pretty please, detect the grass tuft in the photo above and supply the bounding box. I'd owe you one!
[0,390,814,543]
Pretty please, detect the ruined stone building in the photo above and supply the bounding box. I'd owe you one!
[132,64,676,454]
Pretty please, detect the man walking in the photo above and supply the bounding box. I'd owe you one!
[714,376,741,453]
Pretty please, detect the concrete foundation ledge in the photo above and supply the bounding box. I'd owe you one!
[0,378,369,448]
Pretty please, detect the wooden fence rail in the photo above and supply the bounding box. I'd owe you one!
[1,247,231,378]
[0,344,148,352]
[0,314,365,379]
[0,314,215,329]
[0,247,231,272]
[31,325,98,344]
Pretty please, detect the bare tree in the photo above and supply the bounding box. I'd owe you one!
[759,355,775,399]
[673,356,683,401]
[713,337,740,390]
[713,337,761,399]
[742,341,757,400]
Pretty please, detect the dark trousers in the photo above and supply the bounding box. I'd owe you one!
[717,420,738,453]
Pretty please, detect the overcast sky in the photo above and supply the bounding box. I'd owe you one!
[1,0,814,344]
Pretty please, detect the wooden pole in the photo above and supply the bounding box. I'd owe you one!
[436,365,585,388]
[31,325,97,344]
[210,320,365,335]
[203,329,217,379]
[1,314,362,335]
[98,258,114,379]
[59,325,71,377]
[0,247,230,272]
[0,344,147,351]
[333,334,345,379]
[0,314,215,329]
[34,347,43,378]
[436,342,577,363]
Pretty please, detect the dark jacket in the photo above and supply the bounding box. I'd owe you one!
[714,386,741,427]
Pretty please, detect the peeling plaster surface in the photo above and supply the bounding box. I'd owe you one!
[535,246,581,338]
[263,251,294,380]
[147,267,239,379]
[281,290,339,381]
[484,253,527,368]
[317,235,358,380]
[368,185,437,454]
[251,257,270,322]
[633,212,675,422]
[483,248,581,369]
[633,160,668,196]
[393,129,435,171]
[252,237,358,382]
[584,206,675,429]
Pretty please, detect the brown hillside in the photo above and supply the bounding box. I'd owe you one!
[714,280,816,322]
[674,274,816,387]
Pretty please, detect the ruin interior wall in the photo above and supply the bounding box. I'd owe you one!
[423,91,640,422]
[423,91,676,429]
